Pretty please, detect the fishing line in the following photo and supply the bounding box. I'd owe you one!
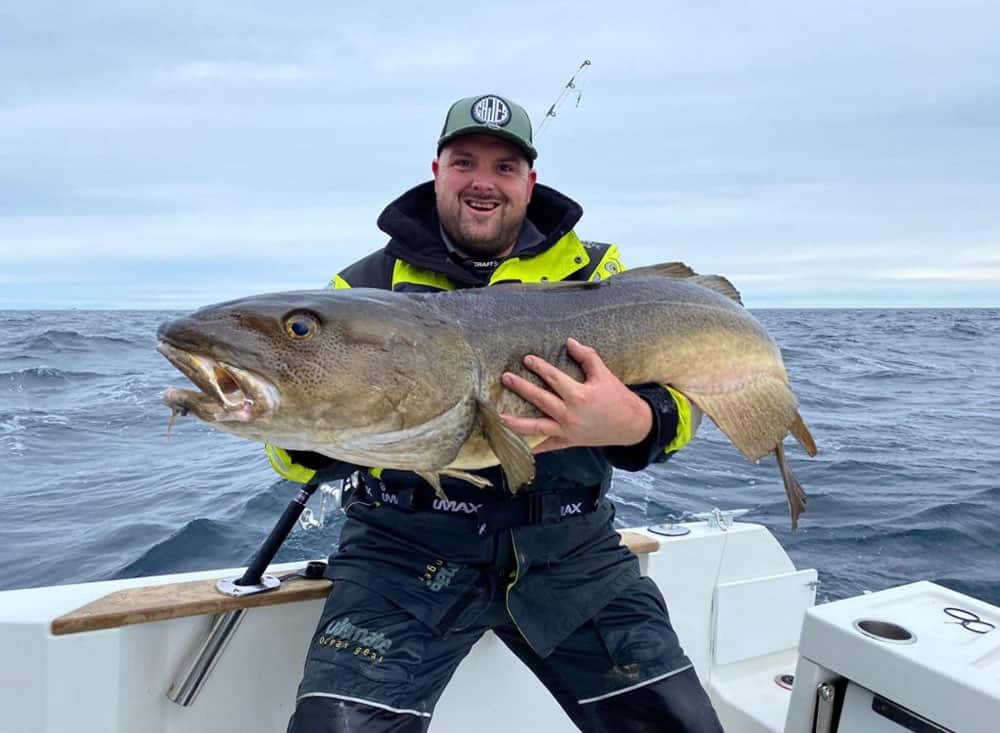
[705,526,731,691]
[536,59,592,140]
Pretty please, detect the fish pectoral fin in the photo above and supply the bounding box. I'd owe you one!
[688,275,743,305]
[439,469,493,489]
[414,469,493,499]
[775,442,807,530]
[475,397,535,491]
[415,472,449,500]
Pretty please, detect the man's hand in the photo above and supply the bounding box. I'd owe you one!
[499,337,653,453]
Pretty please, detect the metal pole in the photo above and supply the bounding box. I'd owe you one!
[167,609,247,706]
[167,480,323,706]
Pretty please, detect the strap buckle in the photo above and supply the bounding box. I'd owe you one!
[526,491,564,526]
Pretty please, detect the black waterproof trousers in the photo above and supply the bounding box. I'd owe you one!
[289,665,721,732]
[286,500,723,732]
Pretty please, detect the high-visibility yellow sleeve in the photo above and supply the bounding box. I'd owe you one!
[265,444,317,484]
[663,386,699,454]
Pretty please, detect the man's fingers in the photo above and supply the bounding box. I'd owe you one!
[522,353,576,397]
[502,371,566,419]
[532,437,569,454]
[499,413,561,438]
[566,337,607,380]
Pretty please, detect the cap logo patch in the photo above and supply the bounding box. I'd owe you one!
[471,95,511,127]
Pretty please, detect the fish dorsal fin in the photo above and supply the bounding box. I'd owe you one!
[689,275,743,305]
[617,262,698,279]
[475,397,535,491]
[614,262,743,305]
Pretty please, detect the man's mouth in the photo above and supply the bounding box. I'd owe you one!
[463,197,501,213]
[157,341,278,425]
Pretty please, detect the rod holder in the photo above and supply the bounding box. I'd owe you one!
[166,479,325,706]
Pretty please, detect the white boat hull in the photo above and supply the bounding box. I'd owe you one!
[2,521,997,732]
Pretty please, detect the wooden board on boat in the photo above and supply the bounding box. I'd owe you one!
[51,531,659,635]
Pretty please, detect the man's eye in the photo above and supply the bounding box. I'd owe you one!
[498,164,514,174]
[453,159,472,168]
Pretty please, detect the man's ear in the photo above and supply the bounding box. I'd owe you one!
[526,168,537,197]
[432,158,441,191]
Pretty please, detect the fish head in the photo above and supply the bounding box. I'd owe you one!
[157,288,475,447]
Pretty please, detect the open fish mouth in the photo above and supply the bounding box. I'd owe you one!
[157,342,278,425]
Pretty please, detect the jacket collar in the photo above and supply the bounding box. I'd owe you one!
[376,181,584,284]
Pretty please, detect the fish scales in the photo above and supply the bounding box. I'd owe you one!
[423,274,792,467]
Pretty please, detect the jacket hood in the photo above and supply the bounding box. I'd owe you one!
[376,181,583,269]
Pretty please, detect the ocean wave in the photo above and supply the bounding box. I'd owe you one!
[951,319,983,337]
[16,329,139,354]
[115,517,251,579]
[1,366,109,388]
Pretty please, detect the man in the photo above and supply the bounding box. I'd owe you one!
[272,94,724,732]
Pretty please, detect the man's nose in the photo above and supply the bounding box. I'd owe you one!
[468,176,498,193]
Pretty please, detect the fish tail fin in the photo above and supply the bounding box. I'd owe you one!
[775,442,807,530]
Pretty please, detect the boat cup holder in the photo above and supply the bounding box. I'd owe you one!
[852,618,917,644]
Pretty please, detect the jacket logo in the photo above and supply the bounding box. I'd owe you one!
[426,565,459,592]
[419,559,461,592]
[471,95,511,127]
[432,498,484,514]
[321,617,393,654]
[561,502,583,516]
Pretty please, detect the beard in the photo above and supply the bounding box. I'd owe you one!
[438,198,526,259]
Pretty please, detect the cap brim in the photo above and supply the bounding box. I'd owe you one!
[437,125,537,162]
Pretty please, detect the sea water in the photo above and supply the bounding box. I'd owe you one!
[1,308,998,605]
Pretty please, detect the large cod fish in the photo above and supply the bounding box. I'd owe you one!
[158,263,817,528]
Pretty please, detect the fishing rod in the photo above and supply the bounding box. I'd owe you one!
[536,59,592,140]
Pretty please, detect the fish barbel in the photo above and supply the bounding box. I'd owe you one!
[158,263,817,527]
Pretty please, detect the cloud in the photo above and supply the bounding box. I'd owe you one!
[165,62,336,84]
[879,267,1000,282]
[1,1,999,308]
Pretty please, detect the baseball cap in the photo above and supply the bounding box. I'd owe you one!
[437,94,538,163]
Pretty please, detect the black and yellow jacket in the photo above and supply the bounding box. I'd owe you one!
[267,181,696,487]
[265,181,697,656]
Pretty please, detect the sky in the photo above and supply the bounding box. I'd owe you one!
[1,1,998,309]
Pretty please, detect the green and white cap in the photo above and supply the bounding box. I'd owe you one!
[437,94,537,162]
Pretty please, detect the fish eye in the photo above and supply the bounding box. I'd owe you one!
[284,313,318,340]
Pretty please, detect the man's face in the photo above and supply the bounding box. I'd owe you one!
[432,134,537,259]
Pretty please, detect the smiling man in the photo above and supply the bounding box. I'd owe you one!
[434,133,535,259]
[273,94,722,732]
